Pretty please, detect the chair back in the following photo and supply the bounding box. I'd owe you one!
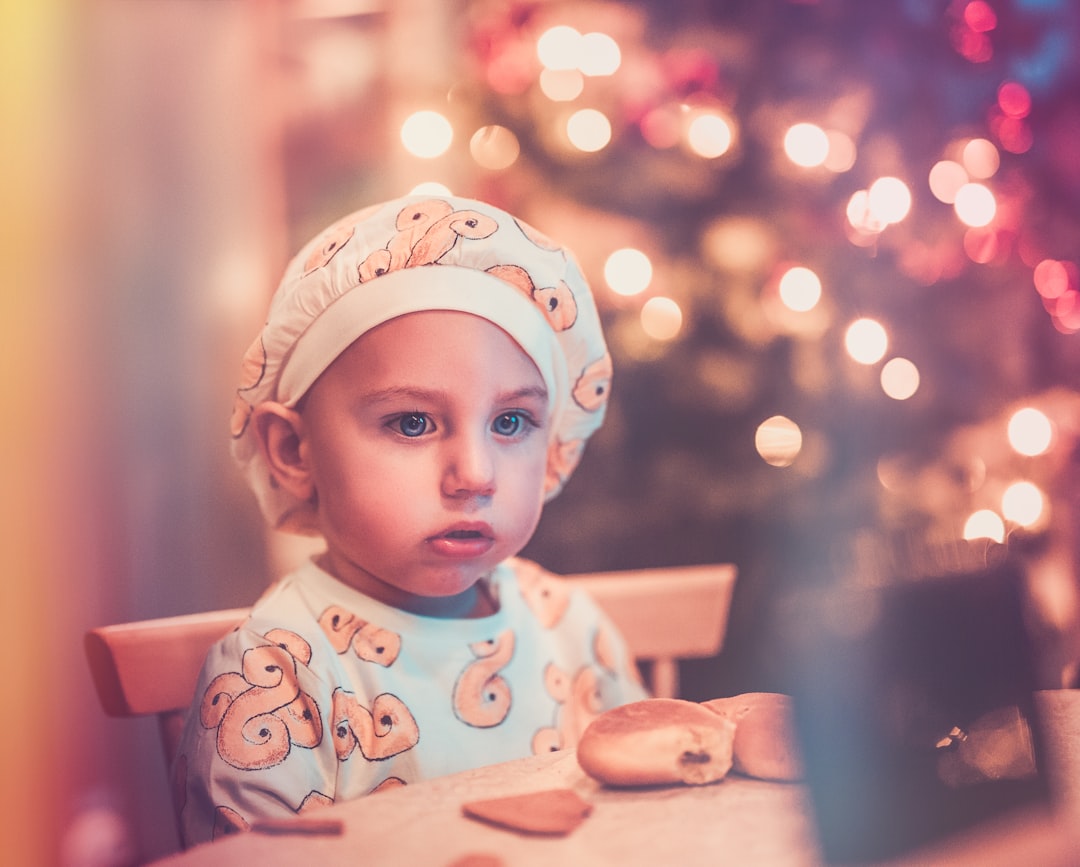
[85,562,736,764]
[85,607,249,765]
[566,563,736,699]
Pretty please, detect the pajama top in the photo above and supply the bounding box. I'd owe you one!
[172,556,648,847]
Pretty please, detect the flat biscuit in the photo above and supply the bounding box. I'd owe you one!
[462,788,593,836]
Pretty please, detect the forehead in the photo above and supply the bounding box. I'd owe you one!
[320,310,548,396]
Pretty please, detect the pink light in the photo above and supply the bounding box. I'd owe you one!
[1047,291,1080,333]
[993,115,1034,154]
[952,27,993,63]
[1033,259,1073,300]
[997,81,1031,119]
[964,1,998,33]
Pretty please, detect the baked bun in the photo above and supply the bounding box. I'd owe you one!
[702,692,804,781]
[576,698,735,787]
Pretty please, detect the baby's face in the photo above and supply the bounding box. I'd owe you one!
[299,310,551,614]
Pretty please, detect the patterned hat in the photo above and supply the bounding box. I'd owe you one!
[231,194,612,534]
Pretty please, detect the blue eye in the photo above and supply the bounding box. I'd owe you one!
[397,414,429,437]
[492,413,523,436]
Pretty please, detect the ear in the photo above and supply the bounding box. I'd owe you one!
[251,402,315,503]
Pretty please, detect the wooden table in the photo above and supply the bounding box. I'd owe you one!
[155,690,1080,867]
[156,750,820,866]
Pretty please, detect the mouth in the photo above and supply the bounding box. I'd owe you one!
[431,523,493,541]
[427,523,496,558]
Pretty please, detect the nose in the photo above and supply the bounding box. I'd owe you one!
[441,431,496,499]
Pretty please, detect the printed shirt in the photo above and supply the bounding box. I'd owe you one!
[173,556,648,847]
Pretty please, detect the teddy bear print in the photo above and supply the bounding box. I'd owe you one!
[199,628,323,771]
[516,560,570,628]
[317,604,401,667]
[452,629,516,728]
[298,790,334,813]
[208,787,333,841]
[212,805,249,840]
[371,776,406,794]
[358,199,498,281]
[573,352,614,412]
[301,221,353,276]
[330,689,420,762]
[229,336,268,439]
[484,263,578,331]
[358,199,452,279]
[531,663,604,755]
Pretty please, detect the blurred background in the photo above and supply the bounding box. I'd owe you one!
[3,0,1079,862]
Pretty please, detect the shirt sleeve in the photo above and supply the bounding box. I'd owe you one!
[586,594,652,705]
[172,620,341,848]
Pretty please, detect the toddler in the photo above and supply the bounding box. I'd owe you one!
[173,194,648,846]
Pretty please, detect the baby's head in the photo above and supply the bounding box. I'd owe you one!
[231,195,611,540]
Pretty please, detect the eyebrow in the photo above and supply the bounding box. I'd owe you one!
[360,384,549,406]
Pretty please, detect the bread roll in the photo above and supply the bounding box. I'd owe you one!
[702,692,804,781]
[576,698,735,787]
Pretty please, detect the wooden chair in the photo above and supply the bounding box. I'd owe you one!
[85,563,736,765]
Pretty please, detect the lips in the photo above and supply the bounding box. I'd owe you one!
[427,522,495,559]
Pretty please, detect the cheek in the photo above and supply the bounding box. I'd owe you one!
[309,442,398,517]
[513,449,551,514]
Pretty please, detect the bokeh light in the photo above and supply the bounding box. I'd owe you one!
[994,115,1034,154]
[880,357,920,400]
[964,1,997,33]
[755,415,803,467]
[537,25,581,70]
[1007,407,1053,456]
[566,108,612,152]
[536,26,620,77]
[640,102,683,149]
[686,112,733,158]
[539,68,584,101]
[962,137,1000,178]
[844,317,888,365]
[604,248,653,296]
[640,296,683,340]
[400,110,453,158]
[579,32,621,76]
[963,509,1005,543]
[929,160,969,204]
[408,180,453,196]
[997,80,1031,118]
[867,176,913,225]
[823,130,857,173]
[1001,480,1045,527]
[701,215,776,273]
[469,125,520,170]
[1033,259,1073,299]
[784,122,829,168]
[954,182,996,227]
[777,265,822,312]
[846,189,885,234]
[1037,261,1080,333]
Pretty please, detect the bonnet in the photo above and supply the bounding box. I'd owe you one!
[230,194,612,534]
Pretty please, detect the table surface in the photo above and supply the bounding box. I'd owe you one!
[156,690,1080,867]
[158,749,820,867]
